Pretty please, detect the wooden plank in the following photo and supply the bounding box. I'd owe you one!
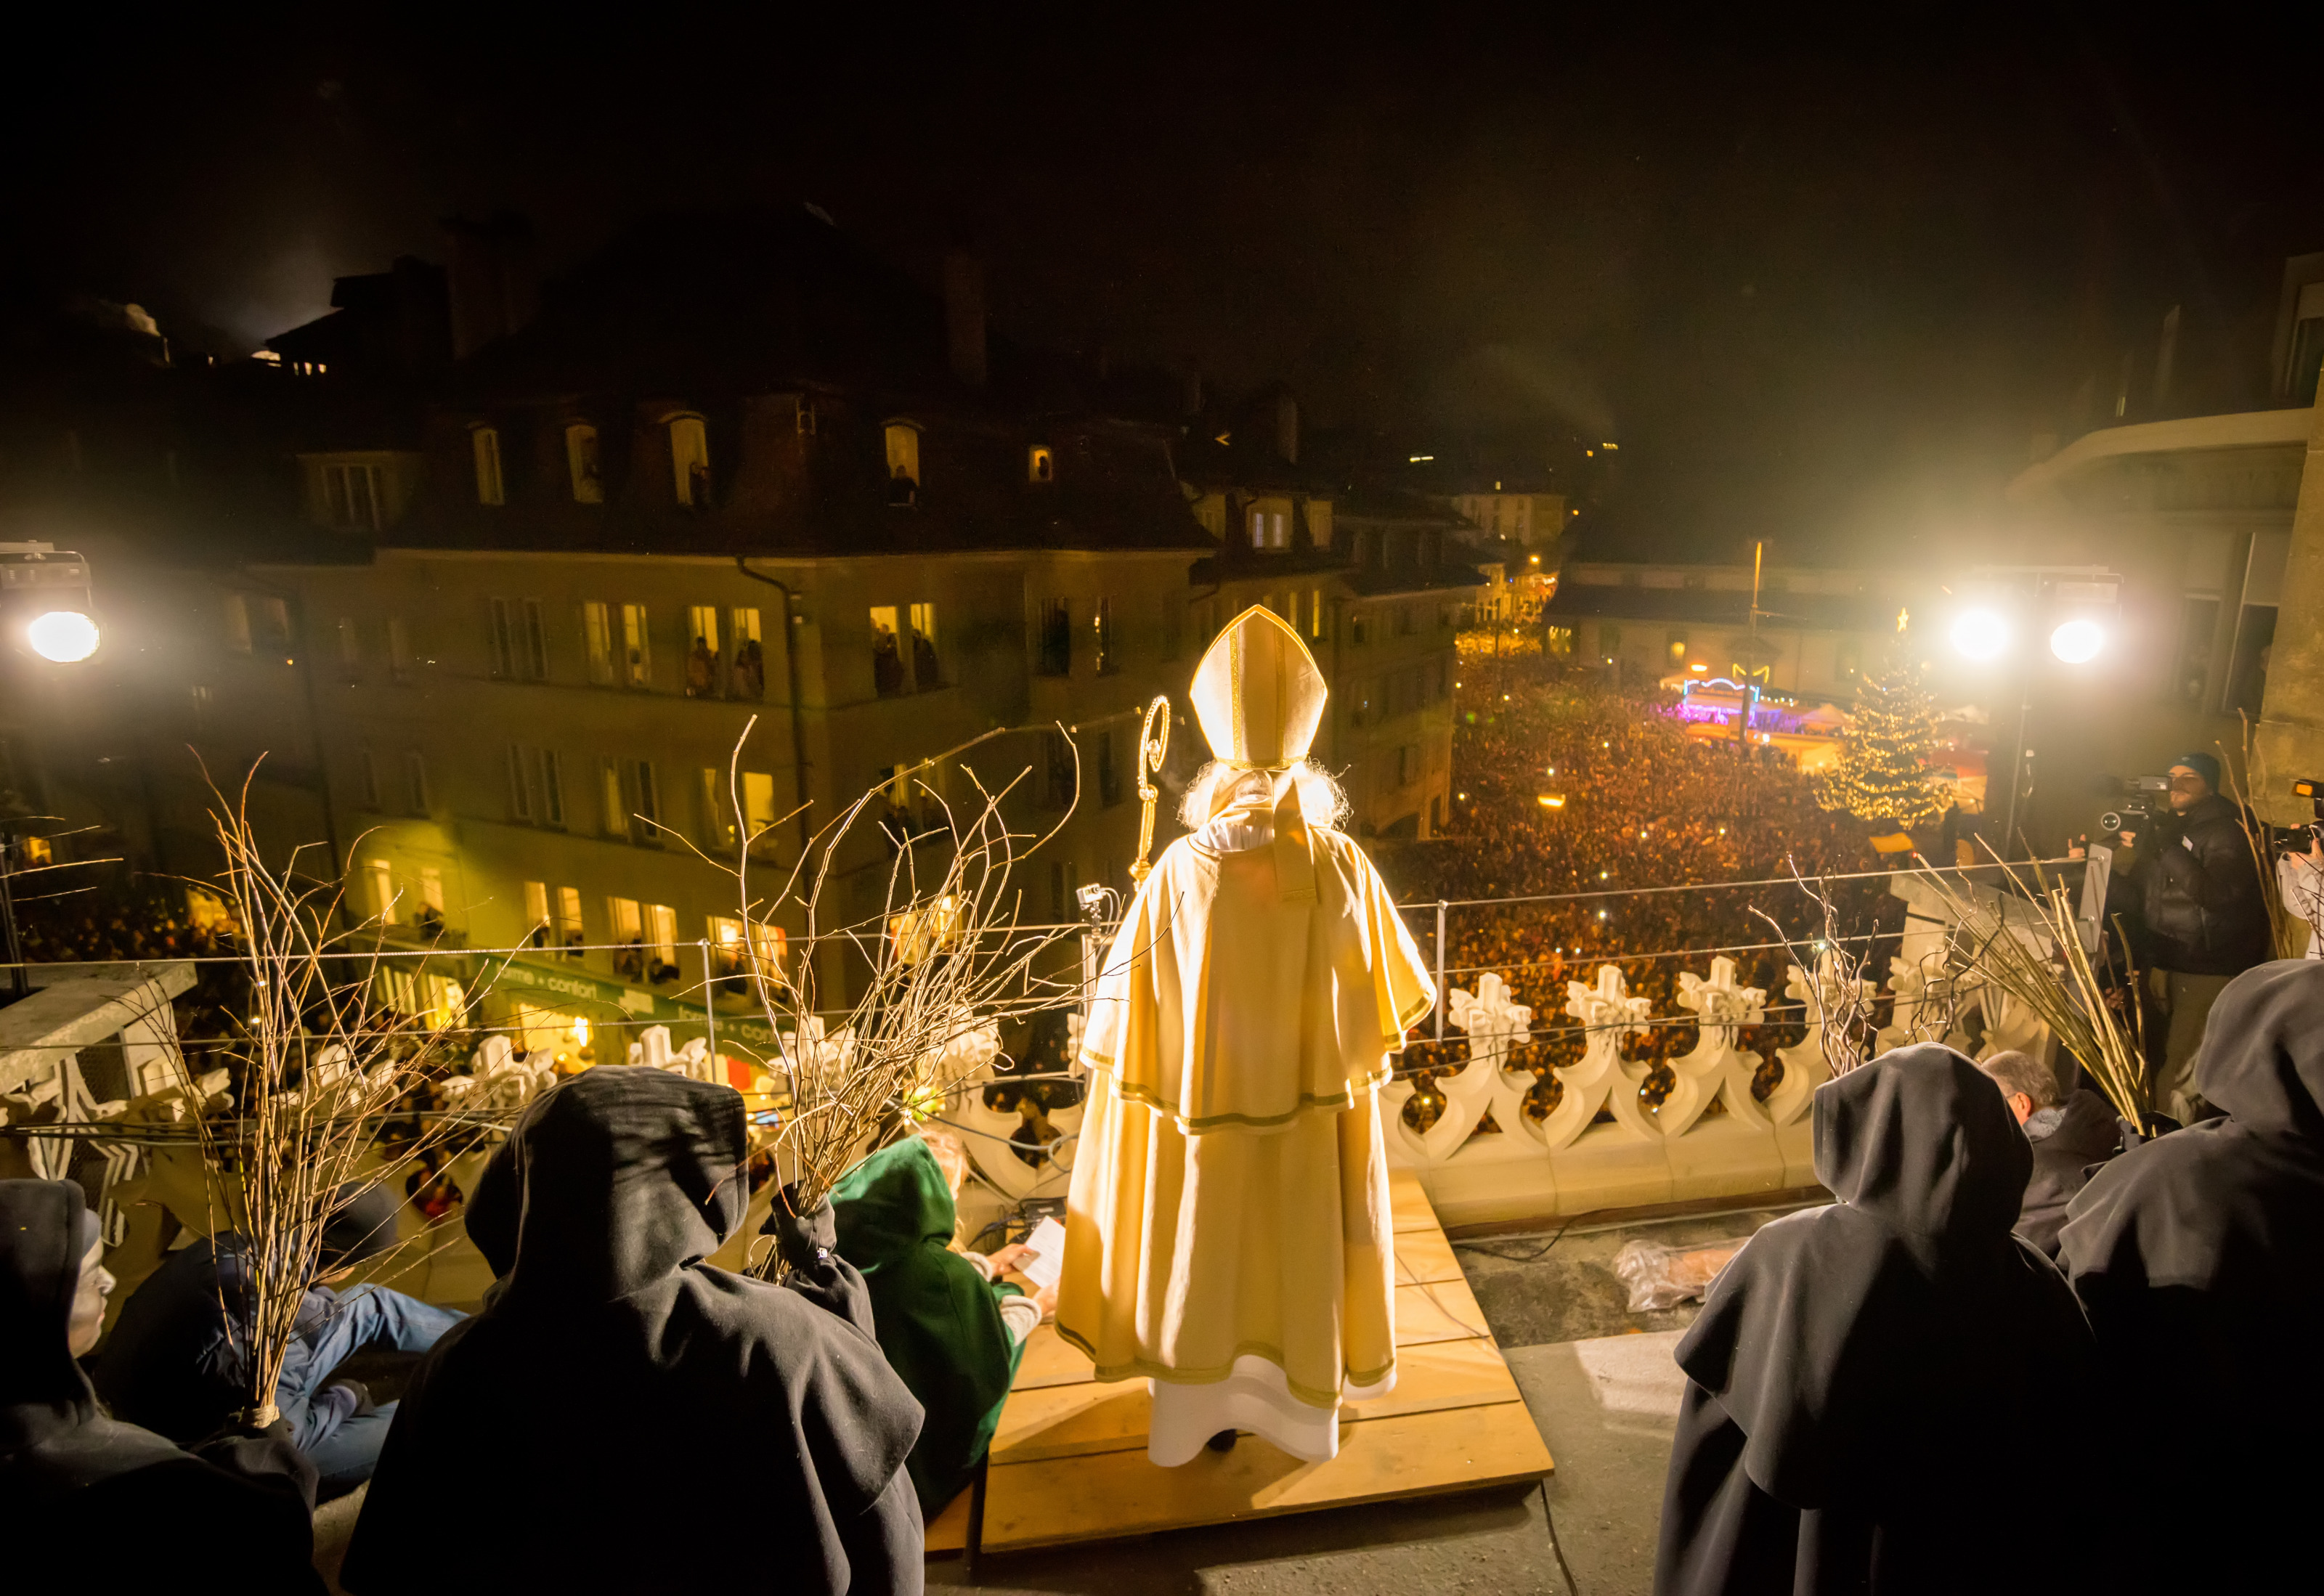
[979,1399,1555,1552]
[1012,1267,1484,1395]
[1013,1323,1097,1390]
[1389,1166,1435,1233]
[1394,1276,1492,1347]
[924,1486,971,1555]
[992,1337,1524,1465]
[1391,1227,1462,1285]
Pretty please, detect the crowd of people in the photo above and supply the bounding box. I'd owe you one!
[1378,638,1885,1110]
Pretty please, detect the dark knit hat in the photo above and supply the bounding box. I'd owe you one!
[2170,752,2221,791]
[320,1183,402,1269]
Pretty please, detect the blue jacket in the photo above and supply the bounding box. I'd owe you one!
[94,1237,358,1452]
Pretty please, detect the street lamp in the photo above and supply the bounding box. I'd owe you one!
[26,608,99,663]
[1949,608,2010,661]
[3,543,99,664]
[1949,567,2121,858]
[2048,618,2105,664]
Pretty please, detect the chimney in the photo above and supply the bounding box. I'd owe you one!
[443,213,538,360]
[1275,391,1299,464]
[943,248,987,388]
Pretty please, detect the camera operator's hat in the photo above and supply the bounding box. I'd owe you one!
[2170,752,2221,790]
[1190,605,1328,770]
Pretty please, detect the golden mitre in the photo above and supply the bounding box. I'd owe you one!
[1190,605,1328,768]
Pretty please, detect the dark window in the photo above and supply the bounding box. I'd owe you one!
[1037,599,1072,676]
[1042,730,1077,809]
[2224,604,2277,718]
[1098,730,1122,807]
[489,598,515,678]
[1094,598,1116,675]
[632,759,662,843]
[2177,596,2219,704]
[522,600,549,680]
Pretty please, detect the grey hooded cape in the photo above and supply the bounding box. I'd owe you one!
[341,1067,924,1594]
[1656,1046,2108,1595]
[2060,958,2324,1589]
[0,1178,322,1592]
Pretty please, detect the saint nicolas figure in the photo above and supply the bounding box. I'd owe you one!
[1057,605,1435,1465]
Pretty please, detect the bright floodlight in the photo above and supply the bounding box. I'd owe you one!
[1949,608,2009,661]
[2049,618,2105,664]
[27,608,99,663]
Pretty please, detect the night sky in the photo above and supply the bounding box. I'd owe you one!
[9,8,2323,557]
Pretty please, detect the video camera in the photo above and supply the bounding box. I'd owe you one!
[2275,777,2324,855]
[2092,774,2171,835]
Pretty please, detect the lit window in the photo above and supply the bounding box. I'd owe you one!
[869,606,905,697]
[668,415,710,505]
[566,423,604,504]
[524,881,550,942]
[365,860,397,924]
[632,759,661,839]
[645,903,678,967]
[685,606,720,698]
[584,601,614,685]
[223,594,252,654]
[1028,444,1055,483]
[700,768,736,850]
[621,603,651,688]
[599,757,625,837]
[909,602,939,689]
[1309,587,1325,640]
[729,607,765,700]
[555,887,584,956]
[322,462,383,530]
[742,771,778,844]
[472,426,505,506]
[885,422,921,486]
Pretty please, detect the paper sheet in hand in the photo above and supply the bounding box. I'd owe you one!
[1017,1216,1065,1291]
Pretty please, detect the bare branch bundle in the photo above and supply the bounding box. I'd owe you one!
[1915,850,2147,1126]
[682,720,1089,1272]
[1752,861,1881,1075]
[176,763,489,1425]
[2222,717,2307,962]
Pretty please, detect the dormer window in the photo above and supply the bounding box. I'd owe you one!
[1247,498,1290,550]
[566,423,604,504]
[667,415,710,506]
[1028,444,1055,484]
[471,426,505,506]
[885,422,921,486]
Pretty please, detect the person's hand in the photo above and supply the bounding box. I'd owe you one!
[986,1242,1036,1277]
[2068,833,2087,861]
[2116,828,2137,851]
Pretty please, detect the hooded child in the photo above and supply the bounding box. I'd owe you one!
[1059,605,1436,1467]
[830,1133,1041,1515]
[2059,958,2324,1589]
[1655,1046,2108,1596]
[97,1181,464,1497]
[0,1179,324,1592]
[340,1066,925,1595]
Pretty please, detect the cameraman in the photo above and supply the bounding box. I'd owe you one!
[2110,752,2270,1121]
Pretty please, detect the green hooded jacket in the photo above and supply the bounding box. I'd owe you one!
[832,1137,1026,1514]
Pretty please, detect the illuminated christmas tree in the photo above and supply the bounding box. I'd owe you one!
[1816,655,1946,828]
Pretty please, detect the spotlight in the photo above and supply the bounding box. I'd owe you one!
[27,609,99,662]
[2049,618,2104,664]
[1949,608,2008,661]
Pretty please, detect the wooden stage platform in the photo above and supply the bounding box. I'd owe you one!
[928,1165,1554,1556]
